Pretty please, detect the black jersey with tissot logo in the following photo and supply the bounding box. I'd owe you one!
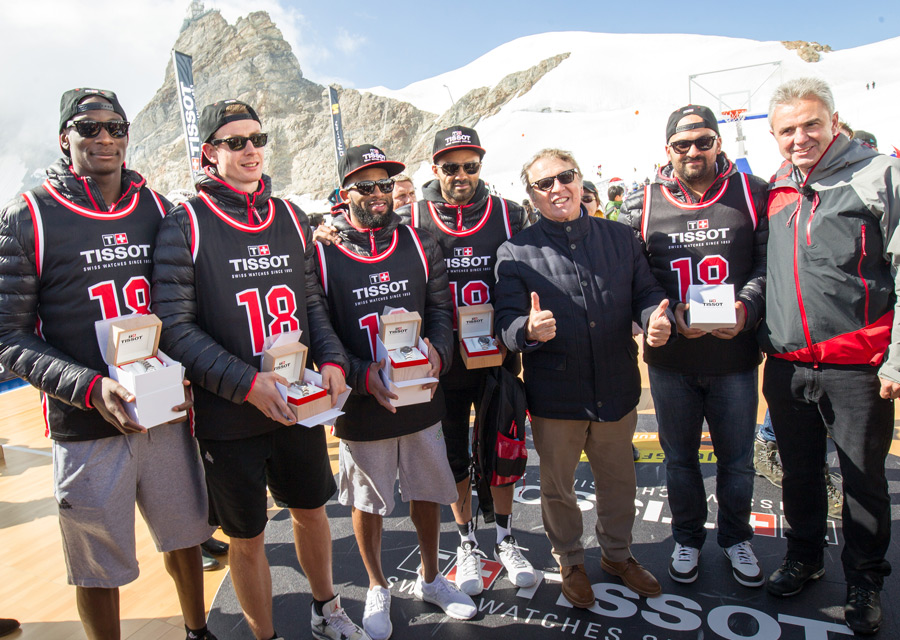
[316,224,443,441]
[640,174,761,373]
[22,180,166,441]
[410,196,513,388]
[184,192,312,438]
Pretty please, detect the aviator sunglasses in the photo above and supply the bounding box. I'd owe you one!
[668,135,718,154]
[347,179,395,196]
[210,133,269,151]
[438,161,482,176]
[66,119,130,138]
[530,168,578,192]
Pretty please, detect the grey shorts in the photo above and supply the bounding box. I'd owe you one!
[53,422,215,588]
[338,422,457,515]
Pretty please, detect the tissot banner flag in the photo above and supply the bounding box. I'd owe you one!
[329,86,346,182]
[173,50,203,181]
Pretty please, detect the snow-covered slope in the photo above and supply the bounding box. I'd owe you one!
[366,32,899,203]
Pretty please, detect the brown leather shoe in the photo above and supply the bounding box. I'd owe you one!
[601,556,661,597]
[560,564,595,608]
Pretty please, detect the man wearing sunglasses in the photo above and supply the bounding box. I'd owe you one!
[315,144,475,638]
[619,104,769,590]
[152,100,365,640]
[494,148,673,608]
[396,125,534,597]
[0,88,215,640]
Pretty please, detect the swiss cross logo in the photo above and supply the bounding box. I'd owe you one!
[454,247,474,257]
[369,271,390,284]
[102,233,128,246]
[749,512,777,537]
[687,219,710,230]
[248,245,271,256]
[191,157,201,172]
[447,557,503,591]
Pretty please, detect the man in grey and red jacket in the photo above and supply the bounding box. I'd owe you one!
[761,77,900,636]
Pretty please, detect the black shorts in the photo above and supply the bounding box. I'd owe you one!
[198,424,336,538]
[443,384,481,482]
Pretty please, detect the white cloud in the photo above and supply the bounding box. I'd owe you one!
[334,28,366,56]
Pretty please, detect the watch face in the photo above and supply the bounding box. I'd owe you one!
[399,346,413,360]
[477,336,492,348]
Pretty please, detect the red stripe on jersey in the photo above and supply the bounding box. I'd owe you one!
[739,173,758,229]
[410,201,420,227]
[22,192,43,278]
[183,202,201,262]
[659,180,728,210]
[316,242,329,295]
[149,190,167,218]
[42,180,139,219]
[198,191,276,232]
[407,226,430,281]
[281,200,307,250]
[640,185,651,242]
[426,199,492,236]
[333,228,400,263]
[500,198,512,239]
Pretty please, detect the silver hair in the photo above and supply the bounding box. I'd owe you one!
[768,77,835,127]
[520,148,582,195]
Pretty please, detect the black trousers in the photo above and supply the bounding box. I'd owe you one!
[763,357,893,589]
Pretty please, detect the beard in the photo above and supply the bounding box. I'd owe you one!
[676,155,716,185]
[350,197,393,229]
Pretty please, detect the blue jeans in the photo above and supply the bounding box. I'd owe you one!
[758,409,776,442]
[649,366,758,549]
[763,358,893,589]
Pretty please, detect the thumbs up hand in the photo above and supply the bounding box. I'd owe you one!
[525,292,556,343]
[646,298,672,347]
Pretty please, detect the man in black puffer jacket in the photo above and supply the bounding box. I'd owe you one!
[0,88,213,640]
[151,100,364,640]
[315,144,475,636]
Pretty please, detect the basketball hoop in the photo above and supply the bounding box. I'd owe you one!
[721,108,748,123]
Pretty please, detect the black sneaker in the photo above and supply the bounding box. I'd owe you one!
[845,585,882,635]
[766,558,825,597]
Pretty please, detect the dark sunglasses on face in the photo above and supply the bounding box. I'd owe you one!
[438,161,482,176]
[347,179,395,196]
[581,194,596,203]
[66,119,130,138]
[668,135,718,154]
[209,133,269,151]
[530,168,578,192]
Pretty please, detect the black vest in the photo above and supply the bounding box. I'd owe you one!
[640,175,761,373]
[410,196,513,389]
[22,181,166,440]
[317,225,444,441]
[184,192,312,438]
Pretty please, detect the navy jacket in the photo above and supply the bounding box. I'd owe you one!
[494,211,672,421]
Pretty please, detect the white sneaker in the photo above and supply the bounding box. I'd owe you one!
[311,594,370,640]
[724,541,764,587]
[454,541,485,596]
[494,535,537,587]
[414,572,477,620]
[363,586,392,640]
[668,543,701,584]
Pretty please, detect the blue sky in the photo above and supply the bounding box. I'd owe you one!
[284,0,897,89]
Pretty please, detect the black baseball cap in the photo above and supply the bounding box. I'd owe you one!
[59,88,127,134]
[582,180,599,196]
[199,99,260,144]
[854,129,878,149]
[339,144,405,187]
[666,105,720,142]
[432,125,486,162]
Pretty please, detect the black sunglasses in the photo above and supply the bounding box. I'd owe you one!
[347,179,395,196]
[668,135,718,154]
[530,168,578,192]
[438,161,481,176]
[581,194,596,203]
[209,133,269,151]
[66,119,130,138]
